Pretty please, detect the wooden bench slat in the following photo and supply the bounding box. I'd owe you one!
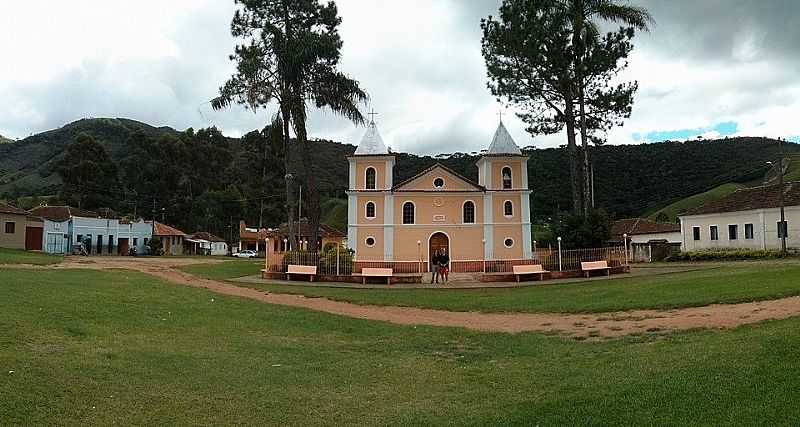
[512,264,548,282]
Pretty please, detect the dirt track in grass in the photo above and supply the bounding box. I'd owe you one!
[13,257,800,339]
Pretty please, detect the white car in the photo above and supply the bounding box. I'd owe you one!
[234,250,258,258]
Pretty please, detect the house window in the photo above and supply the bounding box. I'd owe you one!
[745,224,754,240]
[504,200,513,217]
[710,226,718,241]
[778,221,788,238]
[402,202,415,224]
[728,225,737,240]
[463,201,475,224]
[502,167,512,189]
[433,177,444,188]
[144,238,149,246]
[108,235,114,252]
[4,222,14,234]
[365,167,376,190]
[76,234,83,243]
[504,238,514,248]
[133,238,138,246]
[692,226,700,241]
[365,236,376,247]
[365,201,376,219]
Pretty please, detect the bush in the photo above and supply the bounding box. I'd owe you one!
[665,248,788,262]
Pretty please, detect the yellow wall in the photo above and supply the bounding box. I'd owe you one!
[354,160,388,190]
[490,159,525,190]
[393,194,483,226]
[0,213,26,249]
[397,166,479,191]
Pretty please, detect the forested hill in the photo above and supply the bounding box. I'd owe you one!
[1,118,797,231]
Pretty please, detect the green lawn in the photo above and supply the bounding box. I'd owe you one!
[178,259,263,280]
[231,262,800,314]
[0,248,62,265]
[647,182,744,222]
[4,267,800,425]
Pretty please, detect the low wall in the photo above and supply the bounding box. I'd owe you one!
[479,265,631,282]
[261,270,422,284]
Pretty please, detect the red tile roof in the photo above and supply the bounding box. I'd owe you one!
[611,218,680,237]
[683,182,800,216]
[28,206,99,222]
[152,221,186,236]
[187,231,226,242]
[0,202,28,216]
[264,219,345,239]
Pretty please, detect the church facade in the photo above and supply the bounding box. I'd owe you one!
[346,120,532,268]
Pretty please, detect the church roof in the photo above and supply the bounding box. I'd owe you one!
[486,121,522,155]
[353,121,388,155]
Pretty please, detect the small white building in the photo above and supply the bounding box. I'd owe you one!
[678,182,800,251]
[611,218,682,261]
[186,232,228,256]
[29,206,152,255]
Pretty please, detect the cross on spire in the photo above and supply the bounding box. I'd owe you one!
[497,109,504,123]
[368,108,378,124]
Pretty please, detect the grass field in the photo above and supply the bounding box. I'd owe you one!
[3,267,800,425]
[178,259,262,280]
[647,182,744,222]
[0,248,62,265]
[193,261,800,314]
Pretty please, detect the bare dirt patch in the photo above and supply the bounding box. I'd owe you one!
[15,257,800,339]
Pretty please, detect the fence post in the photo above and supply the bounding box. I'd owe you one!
[336,244,340,276]
[557,237,562,272]
[623,233,629,265]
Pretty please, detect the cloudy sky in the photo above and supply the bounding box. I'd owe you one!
[1,0,798,154]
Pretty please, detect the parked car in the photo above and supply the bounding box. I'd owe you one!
[234,250,258,258]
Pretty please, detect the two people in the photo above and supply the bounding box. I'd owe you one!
[431,249,450,284]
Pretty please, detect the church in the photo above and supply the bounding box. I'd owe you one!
[346,119,532,270]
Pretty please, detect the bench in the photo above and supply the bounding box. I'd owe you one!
[581,261,611,278]
[286,264,317,282]
[512,264,548,282]
[358,267,393,285]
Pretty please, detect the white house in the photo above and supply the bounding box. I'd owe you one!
[186,232,228,256]
[29,206,152,255]
[678,182,800,251]
[611,218,682,261]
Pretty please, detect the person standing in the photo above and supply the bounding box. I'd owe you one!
[439,249,450,283]
[431,249,441,284]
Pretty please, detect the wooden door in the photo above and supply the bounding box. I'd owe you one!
[118,238,129,255]
[25,227,43,250]
[429,232,449,271]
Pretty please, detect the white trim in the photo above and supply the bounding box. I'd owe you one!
[365,200,377,219]
[462,199,476,224]
[348,159,356,189]
[709,224,719,241]
[503,200,514,218]
[691,225,701,241]
[503,237,515,248]
[385,158,394,188]
[349,222,529,228]
[433,176,445,189]
[727,223,738,240]
[401,200,416,225]
[744,223,755,240]
[365,236,376,247]
[365,166,377,190]
[520,158,529,190]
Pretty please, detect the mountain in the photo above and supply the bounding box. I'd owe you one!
[1,118,797,227]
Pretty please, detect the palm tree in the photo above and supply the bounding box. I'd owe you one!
[555,0,654,215]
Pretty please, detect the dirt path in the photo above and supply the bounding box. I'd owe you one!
[17,257,800,339]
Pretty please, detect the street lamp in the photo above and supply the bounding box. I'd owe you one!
[767,153,787,254]
[557,236,562,271]
[481,239,486,273]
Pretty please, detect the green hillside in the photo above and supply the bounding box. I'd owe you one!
[646,183,745,222]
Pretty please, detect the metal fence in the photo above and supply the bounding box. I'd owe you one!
[266,245,627,276]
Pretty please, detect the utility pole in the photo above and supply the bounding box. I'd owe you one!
[590,162,595,209]
[298,184,302,250]
[778,138,787,254]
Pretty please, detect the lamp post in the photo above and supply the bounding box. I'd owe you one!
[533,240,537,262]
[557,236,562,272]
[265,237,270,272]
[416,240,422,274]
[481,239,486,273]
[623,233,628,265]
[768,144,787,254]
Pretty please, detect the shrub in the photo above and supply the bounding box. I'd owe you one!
[665,248,788,262]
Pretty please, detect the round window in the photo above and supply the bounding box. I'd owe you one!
[504,238,514,248]
[433,177,444,188]
[365,237,376,247]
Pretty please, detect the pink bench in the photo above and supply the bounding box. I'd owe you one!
[581,261,610,278]
[355,267,393,285]
[286,265,317,282]
[512,264,548,282]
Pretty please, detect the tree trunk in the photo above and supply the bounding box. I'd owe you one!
[294,113,321,252]
[281,106,295,251]
[578,83,591,216]
[565,102,582,216]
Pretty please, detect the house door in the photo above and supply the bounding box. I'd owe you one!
[25,227,43,250]
[118,238,129,255]
[429,232,449,271]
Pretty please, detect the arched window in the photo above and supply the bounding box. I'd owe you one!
[463,201,475,224]
[504,200,513,217]
[365,201,376,218]
[402,202,415,224]
[502,167,512,189]
[365,167,376,190]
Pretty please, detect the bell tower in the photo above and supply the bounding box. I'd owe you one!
[476,120,532,259]
[346,117,396,260]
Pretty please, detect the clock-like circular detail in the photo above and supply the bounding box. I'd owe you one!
[433,197,444,207]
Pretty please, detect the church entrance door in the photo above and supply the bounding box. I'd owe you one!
[429,232,450,272]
